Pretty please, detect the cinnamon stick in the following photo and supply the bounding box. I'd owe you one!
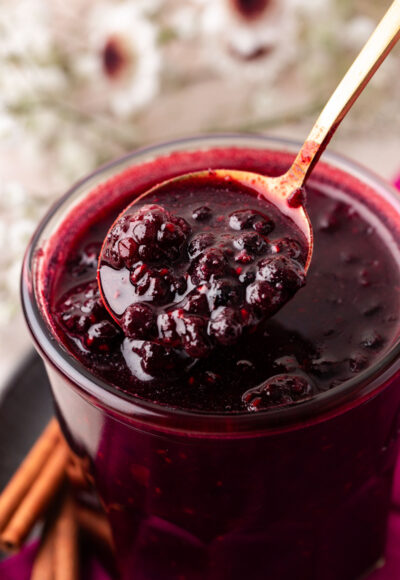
[31,521,55,580]
[0,419,60,532]
[76,506,114,552]
[53,493,79,580]
[0,441,69,551]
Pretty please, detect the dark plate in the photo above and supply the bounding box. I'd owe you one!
[0,351,53,493]
[0,351,53,560]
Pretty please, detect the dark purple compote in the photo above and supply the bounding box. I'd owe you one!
[46,150,400,414]
[33,144,400,580]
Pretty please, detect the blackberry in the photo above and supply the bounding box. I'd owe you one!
[209,307,243,346]
[121,303,156,339]
[242,374,313,411]
[183,291,210,315]
[234,231,268,255]
[85,320,120,352]
[192,206,212,221]
[257,255,305,294]
[246,280,276,314]
[207,279,241,310]
[179,314,211,358]
[187,233,216,259]
[229,209,274,235]
[56,281,121,352]
[271,238,303,260]
[140,341,181,375]
[190,249,228,283]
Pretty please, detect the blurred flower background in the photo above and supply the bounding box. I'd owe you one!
[1,0,400,381]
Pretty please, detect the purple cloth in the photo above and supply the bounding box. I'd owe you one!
[0,540,112,580]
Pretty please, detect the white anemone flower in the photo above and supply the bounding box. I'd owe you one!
[79,2,162,118]
[199,0,298,81]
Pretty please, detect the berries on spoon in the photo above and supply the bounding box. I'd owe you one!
[98,177,308,373]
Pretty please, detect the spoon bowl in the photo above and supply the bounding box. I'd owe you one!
[98,168,310,326]
[117,167,314,268]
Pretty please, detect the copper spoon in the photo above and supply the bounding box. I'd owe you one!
[99,0,400,293]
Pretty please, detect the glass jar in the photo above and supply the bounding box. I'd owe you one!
[22,135,400,580]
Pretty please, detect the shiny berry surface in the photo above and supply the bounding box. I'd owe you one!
[56,280,121,353]
[99,175,307,365]
[242,374,313,411]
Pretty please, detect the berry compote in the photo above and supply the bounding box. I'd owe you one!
[28,138,400,580]
[98,173,307,389]
[44,154,399,413]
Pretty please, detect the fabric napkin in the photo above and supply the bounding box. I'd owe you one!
[0,539,112,580]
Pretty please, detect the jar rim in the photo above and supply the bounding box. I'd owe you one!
[21,133,400,435]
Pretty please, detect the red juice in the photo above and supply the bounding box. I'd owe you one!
[22,136,400,579]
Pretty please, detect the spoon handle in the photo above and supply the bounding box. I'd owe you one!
[286,0,400,188]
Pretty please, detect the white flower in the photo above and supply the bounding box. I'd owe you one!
[0,0,65,108]
[0,299,14,327]
[127,0,163,17]
[0,181,28,210]
[0,0,52,60]
[55,133,96,183]
[341,16,375,51]
[6,260,24,303]
[0,66,65,110]
[169,5,202,40]
[198,0,298,82]
[0,106,19,140]
[291,0,333,15]
[0,179,41,325]
[76,2,161,118]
